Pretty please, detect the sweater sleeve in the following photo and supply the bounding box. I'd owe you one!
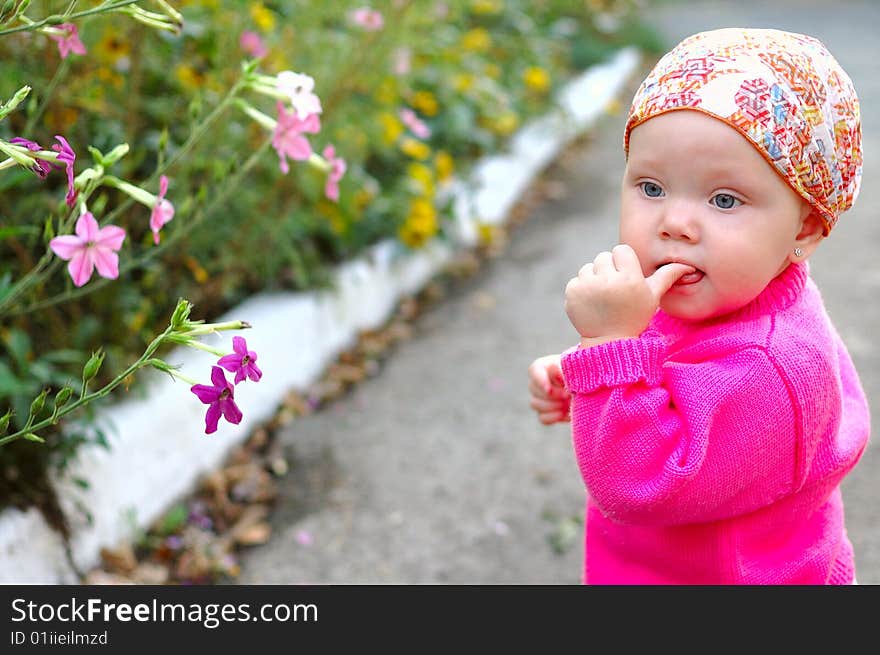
[561,333,803,527]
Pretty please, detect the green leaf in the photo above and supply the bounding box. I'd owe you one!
[0,224,40,240]
[157,503,188,535]
[3,328,32,371]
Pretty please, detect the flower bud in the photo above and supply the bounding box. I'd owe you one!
[0,85,31,120]
[103,143,130,166]
[29,388,49,419]
[82,350,105,384]
[0,409,12,434]
[43,215,54,243]
[24,433,45,443]
[170,298,193,330]
[45,14,64,25]
[53,386,73,410]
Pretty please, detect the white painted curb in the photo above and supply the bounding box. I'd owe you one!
[0,47,641,584]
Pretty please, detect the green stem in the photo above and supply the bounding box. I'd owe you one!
[1,77,248,318]
[0,324,174,448]
[101,76,247,227]
[164,335,228,358]
[8,137,273,317]
[0,0,141,36]
[23,58,70,135]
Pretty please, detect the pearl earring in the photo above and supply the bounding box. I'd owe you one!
[794,247,803,258]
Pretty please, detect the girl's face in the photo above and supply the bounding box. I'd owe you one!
[620,110,813,322]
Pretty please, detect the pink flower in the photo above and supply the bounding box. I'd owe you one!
[399,108,431,139]
[51,135,77,207]
[150,175,175,245]
[48,23,86,59]
[9,137,52,178]
[272,102,321,174]
[218,336,263,384]
[276,71,322,120]
[393,47,411,75]
[190,366,243,435]
[239,30,268,58]
[49,212,126,287]
[322,144,347,202]
[351,7,384,31]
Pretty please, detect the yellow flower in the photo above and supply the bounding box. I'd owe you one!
[175,64,206,91]
[94,30,131,65]
[184,256,209,284]
[399,198,438,248]
[484,63,501,80]
[477,223,500,248]
[45,106,80,135]
[127,309,148,334]
[412,90,439,117]
[407,163,435,197]
[488,111,519,136]
[400,137,431,161]
[453,73,476,93]
[523,66,550,93]
[375,77,399,105]
[355,188,373,212]
[95,67,125,89]
[434,150,454,183]
[461,28,491,53]
[317,200,347,235]
[470,0,502,14]
[250,2,276,32]
[379,112,404,144]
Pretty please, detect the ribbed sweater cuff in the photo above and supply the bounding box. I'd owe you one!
[561,334,667,393]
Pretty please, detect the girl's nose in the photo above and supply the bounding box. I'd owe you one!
[659,203,699,242]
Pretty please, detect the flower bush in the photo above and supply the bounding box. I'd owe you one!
[0,0,661,514]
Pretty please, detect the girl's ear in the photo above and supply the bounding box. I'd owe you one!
[791,207,825,263]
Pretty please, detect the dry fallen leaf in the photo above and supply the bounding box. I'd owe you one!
[99,543,137,574]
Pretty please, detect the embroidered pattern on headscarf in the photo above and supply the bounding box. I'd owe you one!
[624,28,862,233]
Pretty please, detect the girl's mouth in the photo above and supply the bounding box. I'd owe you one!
[674,269,704,286]
[656,261,704,286]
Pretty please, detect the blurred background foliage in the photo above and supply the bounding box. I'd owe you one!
[0,0,662,512]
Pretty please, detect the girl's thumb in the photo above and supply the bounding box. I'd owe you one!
[646,263,695,300]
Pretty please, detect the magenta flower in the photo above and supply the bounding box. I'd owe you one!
[272,102,321,174]
[9,137,52,178]
[150,175,175,245]
[399,108,431,139]
[351,7,384,31]
[51,135,77,207]
[322,144,347,202]
[190,366,243,434]
[48,23,86,59]
[218,336,263,384]
[240,30,268,58]
[49,212,126,287]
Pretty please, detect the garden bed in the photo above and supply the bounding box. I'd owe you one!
[0,47,640,583]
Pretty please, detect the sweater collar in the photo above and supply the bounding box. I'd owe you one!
[652,261,809,332]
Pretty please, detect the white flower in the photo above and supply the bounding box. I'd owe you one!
[276,71,323,119]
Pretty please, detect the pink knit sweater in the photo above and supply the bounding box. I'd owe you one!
[560,262,869,584]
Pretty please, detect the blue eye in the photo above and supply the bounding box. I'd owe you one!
[641,182,664,198]
[711,193,740,209]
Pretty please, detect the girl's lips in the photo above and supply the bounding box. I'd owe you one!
[655,261,704,286]
[674,269,704,286]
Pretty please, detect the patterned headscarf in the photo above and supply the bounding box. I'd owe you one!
[624,28,862,233]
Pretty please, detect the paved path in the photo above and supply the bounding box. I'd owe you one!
[236,0,880,584]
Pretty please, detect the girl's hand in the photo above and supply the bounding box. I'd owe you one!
[564,244,693,344]
[527,353,571,425]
